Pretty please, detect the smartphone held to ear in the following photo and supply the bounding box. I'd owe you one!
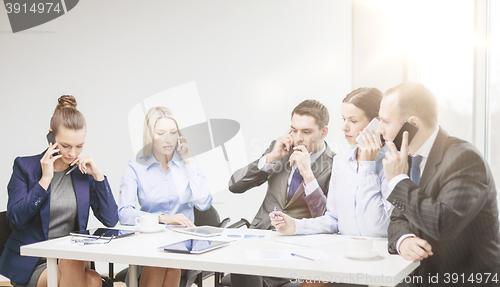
[393,122,419,151]
[356,118,380,145]
[46,131,60,156]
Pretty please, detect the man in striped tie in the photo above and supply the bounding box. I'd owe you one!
[378,82,500,287]
[228,99,335,287]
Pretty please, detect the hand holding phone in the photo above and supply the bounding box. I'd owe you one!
[393,122,419,151]
[46,131,60,156]
[39,132,63,190]
[283,130,295,151]
[267,129,294,163]
[356,118,380,145]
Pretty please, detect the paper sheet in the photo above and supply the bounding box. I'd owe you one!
[275,234,347,247]
[219,229,272,240]
[246,249,330,261]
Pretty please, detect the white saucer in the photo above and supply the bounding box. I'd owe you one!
[136,224,165,233]
[344,249,380,260]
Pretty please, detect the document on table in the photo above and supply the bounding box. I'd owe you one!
[275,234,347,247]
[246,249,330,261]
[218,228,272,240]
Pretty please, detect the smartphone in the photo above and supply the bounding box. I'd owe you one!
[46,131,60,156]
[393,122,419,151]
[284,130,295,152]
[356,118,380,145]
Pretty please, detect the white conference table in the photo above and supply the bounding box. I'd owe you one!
[21,227,418,287]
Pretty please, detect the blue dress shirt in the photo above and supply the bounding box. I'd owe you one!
[294,146,392,237]
[119,151,212,225]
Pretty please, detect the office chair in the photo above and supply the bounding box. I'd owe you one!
[0,211,13,258]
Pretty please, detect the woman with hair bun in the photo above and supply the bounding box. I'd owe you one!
[0,95,119,287]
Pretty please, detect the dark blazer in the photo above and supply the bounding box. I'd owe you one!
[387,128,500,286]
[0,151,119,285]
[228,141,334,230]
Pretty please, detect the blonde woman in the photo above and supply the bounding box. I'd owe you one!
[119,107,212,287]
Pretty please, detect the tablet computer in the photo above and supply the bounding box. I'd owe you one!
[70,228,135,239]
[168,226,224,237]
[160,239,229,254]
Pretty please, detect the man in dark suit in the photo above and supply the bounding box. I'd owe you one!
[378,82,500,287]
[228,99,335,287]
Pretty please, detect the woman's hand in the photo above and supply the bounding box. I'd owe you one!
[159,213,195,227]
[39,142,62,190]
[70,156,104,181]
[269,211,296,234]
[177,137,194,164]
[357,129,382,162]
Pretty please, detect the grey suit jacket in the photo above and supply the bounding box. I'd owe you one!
[228,141,335,230]
[387,128,500,286]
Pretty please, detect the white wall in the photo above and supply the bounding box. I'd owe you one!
[0,0,353,279]
[352,0,405,91]
[0,0,353,264]
[352,0,475,143]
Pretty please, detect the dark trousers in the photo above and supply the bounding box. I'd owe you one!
[229,274,366,287]
[230,273,298,287]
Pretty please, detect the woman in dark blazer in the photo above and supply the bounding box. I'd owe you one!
[0,95,119,287]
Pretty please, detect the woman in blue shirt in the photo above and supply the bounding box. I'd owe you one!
[119,107,212,287]
[270,87,392,286]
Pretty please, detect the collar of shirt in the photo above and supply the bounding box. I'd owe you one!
[349,147,357,161]
[310,142,327,163]
[411,126,440,173]
[138,151,184,170]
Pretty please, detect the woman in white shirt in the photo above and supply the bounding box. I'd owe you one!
[270,88,392,287]
[119,107,212,287]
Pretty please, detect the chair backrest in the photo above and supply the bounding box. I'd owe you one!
[194,206,221,227]
[0,211,13,257]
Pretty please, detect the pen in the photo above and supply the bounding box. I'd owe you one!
[66,165,78,175]
[274,207,278,218]
[291,253,315,261]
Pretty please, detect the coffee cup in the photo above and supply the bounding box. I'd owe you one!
[135,214,159,230]
[348,237,373,254]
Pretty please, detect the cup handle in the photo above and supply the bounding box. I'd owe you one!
[135,217,140,226]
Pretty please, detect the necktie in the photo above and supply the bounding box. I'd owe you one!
[410,155,423,185]
[288,168,303,199]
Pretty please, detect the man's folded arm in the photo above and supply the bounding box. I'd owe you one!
[387,207,413,254]
[302,179,328,217]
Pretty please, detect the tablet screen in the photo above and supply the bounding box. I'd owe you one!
[160,239,228,254]
[169,226,224,237]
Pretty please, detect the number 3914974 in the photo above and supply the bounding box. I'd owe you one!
[5,2,62,14]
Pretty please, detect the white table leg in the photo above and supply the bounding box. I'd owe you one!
[129,264,138,287]
[47,258,57,287]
